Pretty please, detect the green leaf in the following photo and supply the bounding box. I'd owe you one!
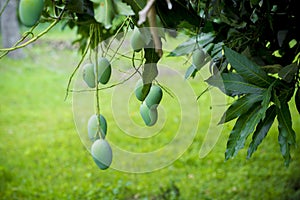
[276,101,296,166]
[168,33,215,57]
[93,0,116,29]
[225,103,263,160]
[247,105,276,158]
[259,82,274,120]
[224,47,274,87]
[196,32,215,48]
[115,0,135,16]
[168,38,196,57]
[206,73,267,96]
[295,88,300,114]
[185,65,198,79]
[219,94,263,124]
[278,63,298,83]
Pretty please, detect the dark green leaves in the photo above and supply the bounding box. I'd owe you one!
[219,94,263,124]
[276,100,296,166]
[225,104,263,160]
[213,47,297,165]
[278,63,298,83]
[206,72,267,96]
[169,33,215,57]
[247,105,276,158]
[224,47,274,87]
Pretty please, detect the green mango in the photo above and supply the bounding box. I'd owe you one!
[140,102,158,126]
[145,85,163,109]
[130,28,146,52]
[88,114,107,141]
[91,139,112,170]
[96,57,111,85]
[192,48,206,70]
[82,63,96,88]
[19,0,44,27]
[134,79,151,101]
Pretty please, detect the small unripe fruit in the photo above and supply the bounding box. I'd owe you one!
[130,28,146,52]
[91,139,112,170]
[88,114,107,141]
[96,57,111,85]
[192,48,206,70]
[145,85,163,109]
[19,0,44,27]
[83,63,96,88]
[140,102,158,126]
[134,79,151,101]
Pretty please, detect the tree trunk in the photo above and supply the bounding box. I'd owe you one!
[0,0,24,59]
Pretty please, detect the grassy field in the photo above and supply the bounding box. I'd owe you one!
[1,26,300,200]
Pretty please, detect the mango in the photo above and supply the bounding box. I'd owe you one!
[96,57,111,85]
[145,85,163,109]
[88,114,107,141]
[134,79,151,101]
[19,0,44,27]
[130,28,146,52]
[140,102,158,126]
[82,63,96,88]
[91,139,112,170]
[192,48,206,70]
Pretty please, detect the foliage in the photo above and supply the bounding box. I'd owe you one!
[0,0,299,165]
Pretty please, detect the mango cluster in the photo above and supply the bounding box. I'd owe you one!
[135,80,163,126]
[83,58,112,170]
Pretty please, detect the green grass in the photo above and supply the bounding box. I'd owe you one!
[1,27,300,200]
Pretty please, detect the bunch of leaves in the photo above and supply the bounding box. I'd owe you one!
[206,47,299,166]
[166,0,299,165]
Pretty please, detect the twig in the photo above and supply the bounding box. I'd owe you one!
[64,38,91,101]
[0,0,10,16]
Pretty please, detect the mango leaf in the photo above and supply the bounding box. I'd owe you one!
[168,33,215,57]
[225,103,263,160]
[224,47,274,87]
[168,38,196,57]
[247,105,276,158]
[278,63,298,83]
[206,73,266,96]
[197,32,215,48]
[93,0,116,29]
[115,0,135,16]
[259,82,274,120]
[295,88,300,114]
[185,65,198,79]
[219,93,263,124]
[276,101,296,166]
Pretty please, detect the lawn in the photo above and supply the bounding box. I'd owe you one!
[0,25,300,200]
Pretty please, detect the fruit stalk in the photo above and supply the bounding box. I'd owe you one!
[93,25,102,139]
